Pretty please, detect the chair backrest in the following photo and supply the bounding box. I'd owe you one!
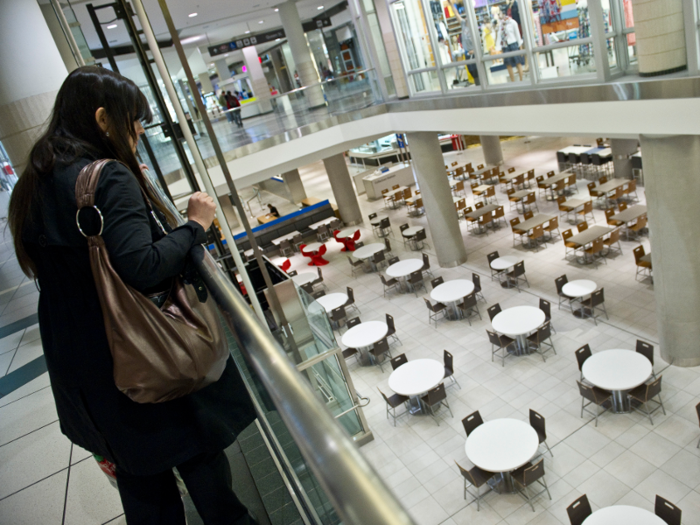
[566,494,592,525]
[537,175,545,183]
[538,321,552,342]
[577,381,597,404]
[377,388,391,406]
[655,495,682,525]
[523,210,534,220]
[508,166,516,173]
[415,198,423,208]
[462,410,484,436]
[457,198,466,210]
[392,184,400,190]
[316,266,323,280]
[487,303,502,321]
[422,252,430,268]
[346,317,361,329]
[635,215,648,229]
[301,282,314,294]
[613,186,624,200]
[696,401,700,426]
[619,201,628,211]
[477,164,484,169]
[599,175,608,184]
[587,182,596,193]
[380,274,389,286]
[414,229,426,242]
[590,288,605,307]
[525,192,536,204]
[373,337,389,355]
[608,228,620,244]
[330,306,346,322]
[589,238,604,254]
[495,206,505,219]
[346,286,355,303]
[369,212,377,220]
[472,273,481,291]
[388,256,399,266]
[444,349,454,373]
[562,229,573,242]
[280,239,292,250]
[384,238,391,251]
[312,290,326,299]
[530,225,544,239]
[455,181,464,192]
[423,298,437,312]
[480,211,493,224]
[529,409,546,438]
[636,340,654,365]
[646,376,663,401]
[426,383,447,405]
[430,276,444,289]
[539,298,551,319]
[577,221,589,233]
[507,187,515,196]
[399,223,409,232]
[475,201,484,209]
[390,353,408,370]
[386,313,395,332]
[510,217,521,229]
[628,179,637,192]
[605,208,615,223]
[582,201,593,214]
[557,196,566,210]
[523,459,546,486]
[547,216,559,230]
[288,270,298,277]
[403,188,411,199]
[462,292,477,310]
[487,251,500,264]
[464,206,473,215]
[547,170,555,177]
[381,188,389,195]
[633,245,645,262]
[554,179,566,192]
[512,261,525,277]
[373,250,386,263]
[379,217,391,229]
[555,274,568,294]
[575,344,592,372]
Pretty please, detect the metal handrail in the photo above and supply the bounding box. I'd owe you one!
[189,245,416,525]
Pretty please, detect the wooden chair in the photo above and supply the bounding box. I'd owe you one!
[527,225,546,251]
[628,376,666,425]
[577,380,612,426]
[577,221,589,233]
[583,238,606,267]
[655,495,682,525]
[627,214,648,240]
[477,211,493,234]
[523,192,539,214]
[562,229,578,259]
[544,216,560,241]
[455,461,494,512]
[378,388,408,426]
[464,207,479,231]
[634,245,652,281]
[577,200,595,223]
[566,495,592,525]
[603,228,623,257]
[511,217,524,246]
[604,208,623,227]
[494,205,506,228]
[523,210,534,220]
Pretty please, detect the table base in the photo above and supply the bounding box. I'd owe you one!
[357,347,386,367]
[499,277,517,289]
[508,334,534,356]
[573,307,593,319]
[487,473,515,494]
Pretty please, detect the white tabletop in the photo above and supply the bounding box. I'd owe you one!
[316,293,348,312]
[583,506,665,525]
[304,242,323,252]
[369,214,388,225]
[386,259,424,278]
[308,217,336,230]
[402,226,423,237]
[388,359,445,397]
[582,349,652,391]
[353,243,386,260]
[492,306,545,337]
[337,227,359,239]
[271,257,289,267]
[562,279,597,298]
[271,231,301,245]
[292,272,317,286]
[341,321,388,348]
[490,256,521,271]
[465,419,539,473]
[431,279,475,304]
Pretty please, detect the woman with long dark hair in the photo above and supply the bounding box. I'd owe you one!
[8,66,257,524]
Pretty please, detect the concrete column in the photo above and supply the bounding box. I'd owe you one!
[322,154,362,226]
[480,135,504,166]
[39,4,79,73]
[406,132,467,267]
[214,59,230,84]
[242,47,273,113]
[198,72,214,95]
[373,0,409,98]
[639,134,700,367]
[610,138,639,180]
[282,169,307,203]
[278,0,326,108]
[0,0,68,174]
[630,0,686,76]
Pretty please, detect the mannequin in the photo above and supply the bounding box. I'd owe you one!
[447,0,480,85]
[496,9,524,81]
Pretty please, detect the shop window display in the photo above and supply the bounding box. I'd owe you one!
[527,0,590,46]
[392,0,437,71]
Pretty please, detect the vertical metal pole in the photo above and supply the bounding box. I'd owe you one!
[149,0,299,352]
[130,0,268,325]
[86,4,118,71]
[50,0,86,67]
[139,134,173,201]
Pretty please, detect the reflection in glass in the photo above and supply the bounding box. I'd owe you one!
[601,0,614,33]
[483,54,529,85]
[443,65,481,90]
[626,34,638,65]
[607,38,617,69]
[392,0,436,70]
[409,70,442,93]
[528,0,591,46]
[535,44,596,79]
[623,0,634,28]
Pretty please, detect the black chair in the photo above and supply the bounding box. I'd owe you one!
[344,286,360,315]
[383,237,394,257]
[577,381,612,427]
[505,261,529,292]
[380,274,399,297]
[455,461,494,512]
[529,409,553,457]
[462,410,484,436]
[372,250,387,271]
[487,250,501,281]
[696,402,700,449]
[472,273,485,302]
[555,274,574,311]
[369,338,392,372]
[342,347,359,364]
[430,276,444,289]
[539,298,555,333]
[330,306,347,332]
[387,256,400,266]
[390,353,408,370]
[424,298,447,328]
[287,269,298,277]
[378,388,408,426]
[575,344,592,382]
[487,303,502,321]
[443,350,460,389]
[420,383,453,426]
[347,255,364,277]
[579,288,608,325]
[527,321,556,362]
[408,271,426,296]
[311,267,326,291]
[636,339,655,378]
[412,229,428,250]
[279,239,294,257]
[655,495,682,525]
[346,317,362,329]
[487,329,515,366]
[566,494,592,525]
[386,313,401,345]
[300,282,314,295]
[399,223,410,247]
[628,376,666,425]
[311,290,326,299]
[421,252,433,278]
[457,293,481,325]
[511,458,551,512]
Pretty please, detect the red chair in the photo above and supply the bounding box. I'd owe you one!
[300,244,330,266]
[333,229,360,251]
[279,259,291,272]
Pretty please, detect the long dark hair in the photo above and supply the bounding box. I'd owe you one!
[9,66,173,278]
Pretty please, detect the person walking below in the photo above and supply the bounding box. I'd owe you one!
[8,66,258,525]
[219,90,234,124]
[226,91,243,128]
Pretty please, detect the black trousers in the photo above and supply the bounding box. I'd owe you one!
[115,450,254,525]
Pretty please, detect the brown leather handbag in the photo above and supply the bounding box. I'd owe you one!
[75,159,228,403]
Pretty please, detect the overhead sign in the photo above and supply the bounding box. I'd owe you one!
[301,18,332,32]
[208,29,285,56]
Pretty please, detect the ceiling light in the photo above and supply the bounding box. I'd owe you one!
[224,54,229,57]
[107,24,118,29]
[245,30,250,34]
[317,5,324,9]
[180,35,203,44]
[274,8,279,11]
[259,20,264,24]
[188,12,198,17]
[275,38,280,41]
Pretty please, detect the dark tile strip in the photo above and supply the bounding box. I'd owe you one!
[0,355,47,398]
[0,312,38,339]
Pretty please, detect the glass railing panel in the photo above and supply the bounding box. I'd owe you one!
[408,70,441,93]
[483,54,531,86]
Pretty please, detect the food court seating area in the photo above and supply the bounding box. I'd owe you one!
[265,137,698,524]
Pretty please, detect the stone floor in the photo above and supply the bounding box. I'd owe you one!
[1,136,700,524]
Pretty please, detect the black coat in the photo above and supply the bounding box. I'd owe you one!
[24,157,256,476]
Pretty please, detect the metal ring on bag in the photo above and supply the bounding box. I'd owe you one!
[76,206,104,238]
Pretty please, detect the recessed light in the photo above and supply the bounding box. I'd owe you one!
[275,38,280,41]
[245,30,250,34]
[224,54,229,57]
[317,5,324,9]
[274,8,279,11]
[258,20,264,24]
[107,24,118,29]
[180,35,203,44]
[188,12,198,17]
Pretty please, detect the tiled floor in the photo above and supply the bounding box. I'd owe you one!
[1,136,699,524]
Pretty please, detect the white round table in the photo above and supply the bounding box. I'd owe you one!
[430,279,475,320]
[353,243,385,260]
[492,306,545,355]
[386,259,424,293]
[562,279,597,318]
[388,359,445,415]
[341,321,388,367]
[304,242,323,251]
[337,228,359,239]
[292,272,316,286]
[316,293,348,313]
[583,506,665,524]
[490,256,521,289]
[465,418,539,494]
[370,214,388,226]
[582,349,652,413]
[402,226,422,238]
